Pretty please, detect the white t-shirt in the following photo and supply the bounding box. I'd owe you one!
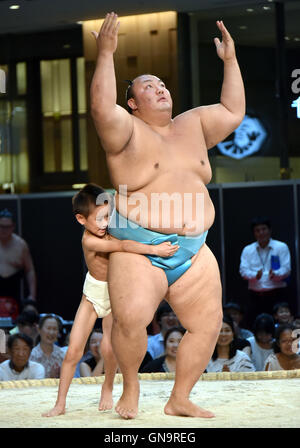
[206,350,256,373]
[0,360,45,381]
[239,239,291,291]
[264,353,283,371]
[247,336,274,371]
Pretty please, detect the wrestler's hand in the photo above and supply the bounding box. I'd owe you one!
[91,12,120,54]
[214,21,236,62]
[154,242,179,258]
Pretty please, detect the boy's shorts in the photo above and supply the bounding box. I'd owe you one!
[83,272,111,318]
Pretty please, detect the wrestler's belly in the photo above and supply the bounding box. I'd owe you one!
[115,177,215,236]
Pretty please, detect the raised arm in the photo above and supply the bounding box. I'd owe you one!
[90,12,134,154]
[196,20,245,149]
[83,233,179,257]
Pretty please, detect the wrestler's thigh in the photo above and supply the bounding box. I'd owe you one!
[108,252,168,326]
[165,244,222,331]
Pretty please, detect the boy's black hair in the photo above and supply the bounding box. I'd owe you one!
[72,183,109,218]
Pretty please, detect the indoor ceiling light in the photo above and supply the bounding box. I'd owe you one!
[9,5,20,9]
[239,25,247,30]
[246,9,254,13]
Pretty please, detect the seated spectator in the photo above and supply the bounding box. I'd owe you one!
[30,314,65,378]
[272,302,293,328]
[247,313,275,371]
[0,333,45,380]
[206,315,255,373]
[79,329,104,377]
[141,327,185,373]
[9,310,39,344]
[0,330,10,364]
[264,324,300,370]
[147,301,180,360]
[20,299,39,317]
[223,302,253,339]
[293,315,300,330]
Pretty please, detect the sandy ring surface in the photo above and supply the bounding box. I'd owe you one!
[1,370,300,428]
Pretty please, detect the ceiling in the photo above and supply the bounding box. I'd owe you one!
[0,0,299,51]
[0,0,299,36]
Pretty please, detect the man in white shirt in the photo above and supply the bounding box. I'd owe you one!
[239,217,291,329]
[0,333,45,381]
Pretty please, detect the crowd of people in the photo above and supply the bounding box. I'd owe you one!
[0,298,299,382]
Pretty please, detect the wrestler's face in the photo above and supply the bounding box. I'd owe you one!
[10,338,31,370]
[128,75,172,115]
[253,224,271,247]
[39,318,59,345]
[85,204,110,237]
[279,329,295,356]
[165,331,183,359]
[217,322,234,346]
[0,217,14,242]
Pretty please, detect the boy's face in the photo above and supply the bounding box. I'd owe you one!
[80,204,109,237]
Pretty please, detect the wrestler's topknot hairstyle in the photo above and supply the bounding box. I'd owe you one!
[125,79,134,114]
[72,183,108,218]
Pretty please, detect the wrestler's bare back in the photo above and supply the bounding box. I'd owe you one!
[0,234,28,277]
[107,110,215,235]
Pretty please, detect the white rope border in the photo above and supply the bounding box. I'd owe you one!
[1,369,300,389]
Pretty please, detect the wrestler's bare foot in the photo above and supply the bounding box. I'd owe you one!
[42,403,65,417]
[115,380,139,419]
[164,395,215,418]
[99,383,114,411]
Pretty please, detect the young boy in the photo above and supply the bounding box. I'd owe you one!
[43,183,178,417]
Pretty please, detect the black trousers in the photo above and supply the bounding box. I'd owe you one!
[244,288,288,331]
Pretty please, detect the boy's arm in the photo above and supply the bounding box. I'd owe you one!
[83,234,179,257]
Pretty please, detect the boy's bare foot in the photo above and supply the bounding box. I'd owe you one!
[42,404,66,417]
[164,395,215,418]
[115,380,139,419]
[99,383,113,411]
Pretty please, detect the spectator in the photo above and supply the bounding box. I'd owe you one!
[247,313,275,371]
[0,209,37,317]
[239,217,291,328]
[79,329,104,377]
[9,310,39,344]
[30,314,65,378]
[141,327,185,373]
[0,333,45,380]
[293,315,300,330]
[264,324,300,370]
[147,301,180,360]
[223,302,253,339]
[206,315,255,373]
[272,302,293,328]
[0,330,10,364]
[21,299,39,316]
